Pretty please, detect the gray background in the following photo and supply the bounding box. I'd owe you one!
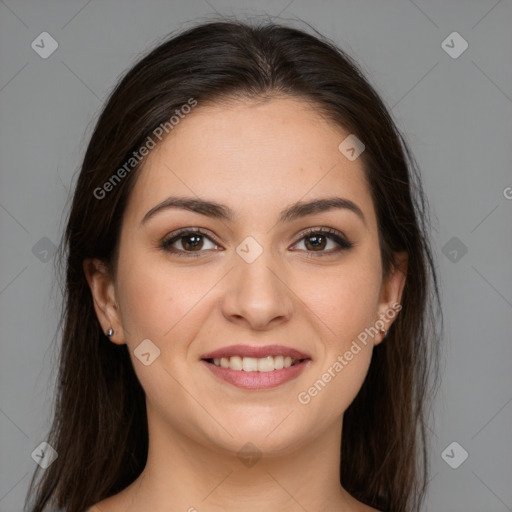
[1,0,511,511]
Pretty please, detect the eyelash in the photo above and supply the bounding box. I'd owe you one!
[160,227,354,259]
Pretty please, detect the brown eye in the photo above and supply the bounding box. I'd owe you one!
[292,228,354,257]
[303,233,328,251]
[179,233,205,251]
[160,229,220,257]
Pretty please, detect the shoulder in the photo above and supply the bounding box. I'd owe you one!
[357,502,383,512]
[85,479,138,511]
[86,504,108,512]
[85,493,126,512]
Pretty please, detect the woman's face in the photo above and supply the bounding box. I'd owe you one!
[88,96,405,455]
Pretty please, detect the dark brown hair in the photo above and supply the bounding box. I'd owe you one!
[26,19,441,512]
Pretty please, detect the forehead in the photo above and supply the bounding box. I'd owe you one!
[124,97,376,228]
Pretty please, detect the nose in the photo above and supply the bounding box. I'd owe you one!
[221,249,293,331]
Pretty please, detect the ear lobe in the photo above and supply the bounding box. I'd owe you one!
[83,258,125,345]
[374,251,408,345]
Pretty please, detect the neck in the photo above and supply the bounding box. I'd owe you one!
[117,402,359,512]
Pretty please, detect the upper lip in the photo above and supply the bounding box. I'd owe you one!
[201,344,311,360]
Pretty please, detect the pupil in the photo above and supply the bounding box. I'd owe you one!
[184,235,202,250]
[307,234,326,250]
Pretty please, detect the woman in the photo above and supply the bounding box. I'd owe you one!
[26,19,441,512]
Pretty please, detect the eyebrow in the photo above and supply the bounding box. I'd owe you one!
[140,196,366,226]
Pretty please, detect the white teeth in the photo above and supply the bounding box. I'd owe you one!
[210,355,301,371]
[242,357,258,372]
[258,356,275,372]
[230,356,243,371]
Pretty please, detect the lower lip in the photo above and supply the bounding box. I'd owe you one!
[201,359,311,390]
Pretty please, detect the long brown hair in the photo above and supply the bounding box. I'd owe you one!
[26,19,441,512]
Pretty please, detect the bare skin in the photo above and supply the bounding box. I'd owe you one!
[84,96,406,512]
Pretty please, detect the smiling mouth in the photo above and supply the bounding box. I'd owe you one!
[202,355,309,372]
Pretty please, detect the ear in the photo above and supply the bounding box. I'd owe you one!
[374,251,407,346]
[83,258,126,345]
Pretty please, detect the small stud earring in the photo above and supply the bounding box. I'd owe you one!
[106,328,114,338]
[380,328,387,337]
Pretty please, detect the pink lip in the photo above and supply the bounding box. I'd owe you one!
[200,344,311,360]
[201,359,311,390]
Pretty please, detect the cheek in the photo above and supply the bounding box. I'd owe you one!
[295,268,380,424]
[114,250,209,401]
[115,246,184,343]
[115,246,220,354]
[300,257,383,346]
